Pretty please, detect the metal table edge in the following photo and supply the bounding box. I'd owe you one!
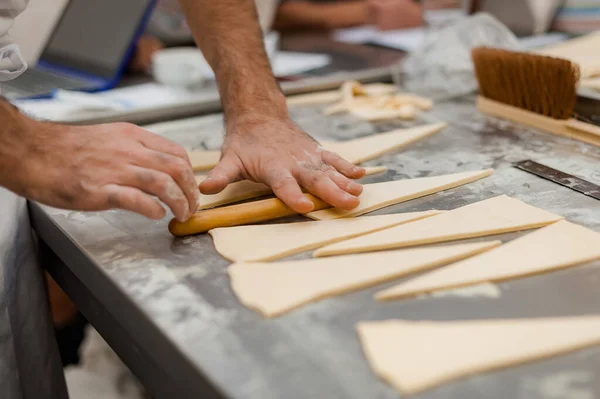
[29,202,228,399]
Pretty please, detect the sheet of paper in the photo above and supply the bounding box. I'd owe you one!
[14,83,215,121]
[333,26,426,52]
[333,26,378,44]
[369,28,427,52]
[518,32,568,50]
[202,52,331,79]
[272,52,331,76]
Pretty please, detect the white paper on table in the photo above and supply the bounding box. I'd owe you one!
[518,32,568,50]
[200,51,331,79]
[333,26,378,44]
[271,52,331,76]
[369,28,427,52]
[334,26,427,52]
[13,83,213,121]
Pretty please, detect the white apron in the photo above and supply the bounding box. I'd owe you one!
[1,1,68,398]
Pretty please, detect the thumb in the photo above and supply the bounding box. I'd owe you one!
[199,155,241,195]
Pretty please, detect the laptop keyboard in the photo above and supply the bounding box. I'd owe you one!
[2,68,98,99]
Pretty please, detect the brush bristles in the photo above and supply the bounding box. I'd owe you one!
[472,47,580,120]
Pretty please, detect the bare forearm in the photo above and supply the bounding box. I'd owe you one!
[275,1,369,31]
[177,0,287,121]
[0,98,34,193]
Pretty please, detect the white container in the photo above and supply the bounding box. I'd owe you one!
[152,48,207,89]
[152,32,279,88]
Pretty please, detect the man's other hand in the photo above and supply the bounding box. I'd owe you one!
[14,122,200,222]
[200,114,365,214]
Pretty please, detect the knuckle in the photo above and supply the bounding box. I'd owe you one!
[171,143,188,159]
[105,189,122,209]
[168,158,188,180]
[307,173,321,187]
[135,168,156,185]
[115,122,138,136]
[154,175,170,194]
[270,175,295,191]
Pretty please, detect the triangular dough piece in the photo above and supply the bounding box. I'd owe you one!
[324,122,446,164]
[307,169,493,221]
[376,221,600,301]
[314,195,563,257]
[358,317,600,395]
[229,241,500,318]
[189,151,221,172]
[194,166,387,209]
[187,123,446,171]
[210,211,440,262]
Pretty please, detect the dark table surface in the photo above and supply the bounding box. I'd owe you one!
[32,35,600,399]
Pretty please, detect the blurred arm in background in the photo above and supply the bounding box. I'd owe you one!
[274,0,424,32]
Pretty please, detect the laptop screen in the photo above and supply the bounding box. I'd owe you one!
[40,0,154,79]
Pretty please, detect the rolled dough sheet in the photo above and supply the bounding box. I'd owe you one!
[376,220,600,301]
[187,122,446,172]
[229,241,500,318]
[324,122,446,164]
[314,195,563,257]
[195,166,387,210]
[210,210,440,262]
[307,169,493,221]
[357,317,600,395]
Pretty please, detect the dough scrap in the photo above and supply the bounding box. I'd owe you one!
[314,195,563,257]
[188,122,446,172]
[357,317,600,395]
[286,83,398,106]
[195,166,387,209]
[210,210,440,262]
[376,220,600,301]
[323,81,433,121]
[229,241,500,318]
[307,169,493,221]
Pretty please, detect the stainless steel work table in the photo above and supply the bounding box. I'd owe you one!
[33,96,600,399]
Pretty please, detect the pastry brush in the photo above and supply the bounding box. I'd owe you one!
[471,47,600,147]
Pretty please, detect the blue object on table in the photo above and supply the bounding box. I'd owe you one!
[2,0,157,100]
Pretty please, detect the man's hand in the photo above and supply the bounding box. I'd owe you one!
[200,114,365,213]
[0,110,199,222]
[178,0,365,212]
[368,0,424,31]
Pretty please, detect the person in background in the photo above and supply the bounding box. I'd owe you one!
[273,0,425,32]
[552,0,600,33]
[131,0,278,72]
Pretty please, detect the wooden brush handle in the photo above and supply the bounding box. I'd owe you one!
[477,96,600,147]
[168,194,330,236]
[565,119,600,138]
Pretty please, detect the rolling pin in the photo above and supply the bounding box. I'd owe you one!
[168,194,330,237]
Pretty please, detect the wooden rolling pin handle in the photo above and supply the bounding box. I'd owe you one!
[168,194,330,237]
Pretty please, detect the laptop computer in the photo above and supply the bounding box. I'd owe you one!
[3,0,156,100]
